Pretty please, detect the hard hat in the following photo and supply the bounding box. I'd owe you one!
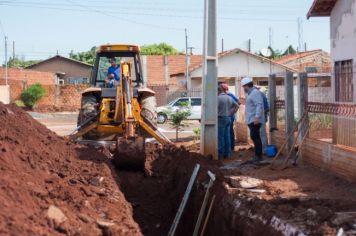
[241,77,253,86]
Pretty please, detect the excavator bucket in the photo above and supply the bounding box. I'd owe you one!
[112,136,146,170]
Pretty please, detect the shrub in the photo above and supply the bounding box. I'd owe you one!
[14,100,25,108]
[21,83,46,108]
[168,101,191,142]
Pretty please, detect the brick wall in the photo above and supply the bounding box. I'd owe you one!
[147,84,168,106]
[145,55,203,85]
[0,67,56,85]
[0,67,91,111]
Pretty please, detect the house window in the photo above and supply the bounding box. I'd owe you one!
[334,60,353,102]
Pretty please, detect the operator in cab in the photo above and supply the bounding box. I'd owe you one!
[105,57,120,88]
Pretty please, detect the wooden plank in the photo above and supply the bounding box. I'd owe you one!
[284,72,295,159]
[297,72,309,142]
[268,74,277,143]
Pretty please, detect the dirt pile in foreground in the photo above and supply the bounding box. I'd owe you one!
[0,103,141,236]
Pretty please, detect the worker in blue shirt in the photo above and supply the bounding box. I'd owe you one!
[221,83,239,152]
[106,57,120,88]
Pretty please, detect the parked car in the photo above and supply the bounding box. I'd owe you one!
[157,97,202,124]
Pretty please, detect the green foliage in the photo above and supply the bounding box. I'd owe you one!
[309,114,333,129]
[6,57,41,68]
[168,101,191,141]
[21,83,46,108]
[268,47,283,59]
[283,45,297,56]
[14,100,25,108]
[259,46,297,59]
[69,46,96,65]
[141,43,179,55]
[193,127,201,136]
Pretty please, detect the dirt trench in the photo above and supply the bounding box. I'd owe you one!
[113,145,356,236]
[113,145,283,236]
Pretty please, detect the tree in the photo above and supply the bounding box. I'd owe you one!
[283,45,297,56]
[168,101,191,142]
[6,57,41,68]
[21,83,46,108]
[69,46,96,65]
[141,43,179,55]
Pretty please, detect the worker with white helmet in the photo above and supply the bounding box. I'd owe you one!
[241,77,265,162]
[256,86,270,151]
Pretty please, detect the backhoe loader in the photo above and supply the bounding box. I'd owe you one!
[69,44,171,170]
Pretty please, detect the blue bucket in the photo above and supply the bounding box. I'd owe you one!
[264,145,278,157]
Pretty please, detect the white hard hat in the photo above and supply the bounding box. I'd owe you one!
[241,77,253,86]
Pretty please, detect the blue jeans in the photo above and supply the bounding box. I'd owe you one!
[218,116,231,159]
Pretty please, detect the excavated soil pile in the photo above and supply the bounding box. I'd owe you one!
[0,103,141,236]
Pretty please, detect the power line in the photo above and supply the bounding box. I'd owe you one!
[0,19,6,36]
[65,0,184,31]
[0,2,329,23]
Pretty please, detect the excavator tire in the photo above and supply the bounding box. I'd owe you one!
[112,136,145,171]
[140,94,157,127]
[77,94,99,139]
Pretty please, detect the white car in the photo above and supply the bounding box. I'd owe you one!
[157,97,202,124]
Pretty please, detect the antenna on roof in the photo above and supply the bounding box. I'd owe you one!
[260,48,272,58]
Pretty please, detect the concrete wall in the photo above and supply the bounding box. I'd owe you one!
[0,85,10,104]
[330,0,356,102]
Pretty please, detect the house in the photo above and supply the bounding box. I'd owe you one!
[141,55,202,86]
[186,48,296,90]
[141,55,203,105]
[26,55,93,85]
[276,49,331,87]
[276,49,331,73]
[308,0,356,102]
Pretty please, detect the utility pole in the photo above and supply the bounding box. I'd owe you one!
[5,36,8,85]
[297,17,304,52]
[269,27,273,74]
[185,28,190,90]
[188,46,194,55]
[221,38,224,53]
[268,27,273,49]
[201,0,218,159]
[247,39,251,52]
[12,41,15,60]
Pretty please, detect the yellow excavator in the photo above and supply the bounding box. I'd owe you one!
[69,44,171,170]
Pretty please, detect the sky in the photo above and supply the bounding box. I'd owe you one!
[0,0,330,62]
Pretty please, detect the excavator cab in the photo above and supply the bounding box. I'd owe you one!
[70,44,171,170]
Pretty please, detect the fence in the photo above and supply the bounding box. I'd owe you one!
[166,87,202,103]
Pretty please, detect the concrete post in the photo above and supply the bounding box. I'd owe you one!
[201,0,218,160]
[141,56,148,87]
[285,71,295,159]
[297,73,308,141]
[268,74,277,144]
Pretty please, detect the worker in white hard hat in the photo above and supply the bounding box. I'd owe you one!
[241,77,265,162]
[255,86,270,151]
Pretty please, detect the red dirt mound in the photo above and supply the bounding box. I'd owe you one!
[0,103,141,236]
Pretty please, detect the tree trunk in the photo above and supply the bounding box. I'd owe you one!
[176,126,179,142]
